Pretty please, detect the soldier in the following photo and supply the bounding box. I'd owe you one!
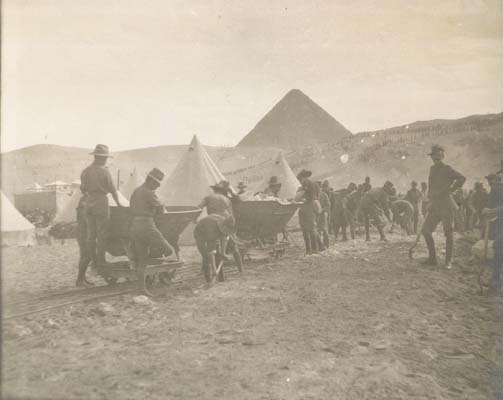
[332,183,356,241]
[80,144,124,268]
[295,169,320,255]
[75,193,93,287]
[198,181,236,260]
[263,176,282,198]
[471,182,489,233]
[420,182,429,217]
[361,176,372,193]
[343,183,361,240]
[482,171,503,295]
[318,181,331,249]
[405,181,422,234]
[391,199,414,235]
[237,182,248,196]
[422,145,466,269]
[130,168,175,296]
[358,181,394,241]
[463,189,474,231]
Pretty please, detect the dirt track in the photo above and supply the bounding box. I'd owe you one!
[2,236,502,400]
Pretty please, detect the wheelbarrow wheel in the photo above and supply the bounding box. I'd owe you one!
[105,276,118,286]
[233,249,243,273]
[145,275,155,289]
[159,270,176,286]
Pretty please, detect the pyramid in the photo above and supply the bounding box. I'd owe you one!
[54,190,130,224]
[159,135,226,206]
[120,168,144,200]
[1,192,36,246]
[237,89,352,148]
[258,152,300,199]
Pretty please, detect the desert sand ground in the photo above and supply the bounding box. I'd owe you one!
[2,233,502,400]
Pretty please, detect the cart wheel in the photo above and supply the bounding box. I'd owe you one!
[159,270,176,285]
[233,249,243,273]
[105,276,118,286]
[217,265,225,282]
[145,275,155,289]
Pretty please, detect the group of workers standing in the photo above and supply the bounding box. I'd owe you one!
[293,144,503,295]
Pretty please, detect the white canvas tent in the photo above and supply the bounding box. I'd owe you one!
[160,135,226,206]
[159,135,227,244]
[258,151,300,199]
[1,192,36,246]
[54,190,130,224]
[120,168,144,200]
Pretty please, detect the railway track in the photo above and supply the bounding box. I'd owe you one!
[3,262,242,321]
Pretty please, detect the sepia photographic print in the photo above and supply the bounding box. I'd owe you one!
[1,1,502,399]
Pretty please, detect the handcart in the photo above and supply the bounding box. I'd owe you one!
[97,206,202,291]
[233,200,301,260]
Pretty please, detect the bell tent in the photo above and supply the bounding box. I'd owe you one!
[120,168,143,200]
[54,190,129,224]
[160,135,226,206]
[258,151,300,199]
[1,192,36,247]
[159,135,227,244]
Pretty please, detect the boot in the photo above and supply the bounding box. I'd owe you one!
[76,258,93,288]
[422,233,438,265]
[378,226,388,242]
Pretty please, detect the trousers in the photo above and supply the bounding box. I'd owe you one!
[85,195,110,267]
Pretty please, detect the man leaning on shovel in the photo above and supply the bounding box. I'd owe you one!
[421,145,465,269]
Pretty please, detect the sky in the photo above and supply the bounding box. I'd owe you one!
[2,0,502,152]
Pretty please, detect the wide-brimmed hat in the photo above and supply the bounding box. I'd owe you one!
[296,169,312,179]
[322,180,330,188]
[147,167,164,183]
[384,180,394,188]
[485,174,502,182]
[210,180,229,192]
[237,182,247,190]
[268,176,281,186]
[90,144,113,157]
[427,144,445,156]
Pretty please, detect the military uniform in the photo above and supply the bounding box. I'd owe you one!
[129,182,174,263]
[391,199,414,235]
[405,185,422,234]
[331,189,350,241]
[198,193,235,236]
[343,189,362,239]
[76,194,92,286]
[318,189,331,248]
[359,187,391,241]
[80,157,117,267]
[422,146,466,266]
[297,174,320,254]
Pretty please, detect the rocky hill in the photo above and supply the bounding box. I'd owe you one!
[2,112,501,200]
[237,89,352,147]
